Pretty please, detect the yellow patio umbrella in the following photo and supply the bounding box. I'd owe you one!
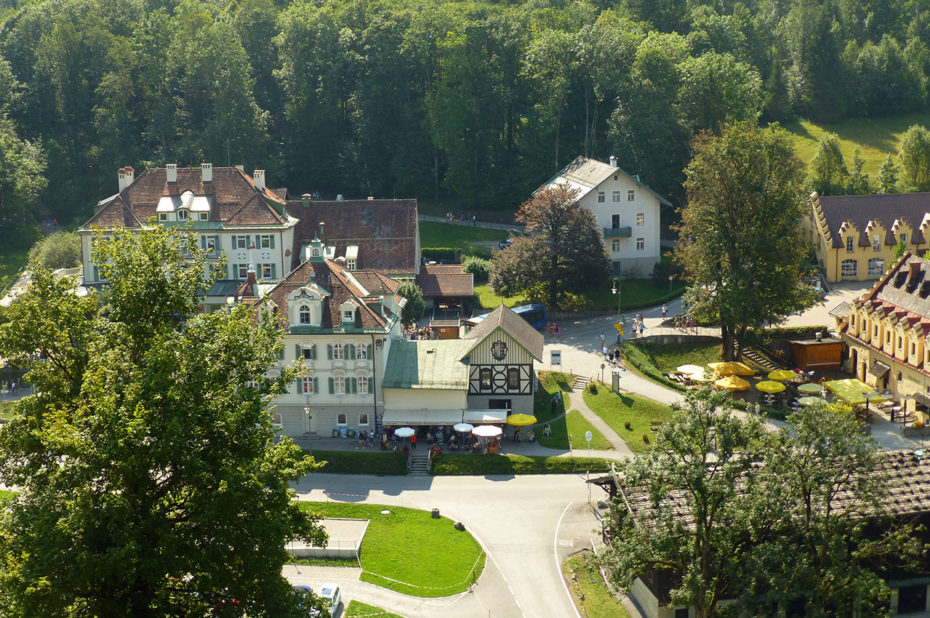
[798,382,823,395]
[798,396,828,407]
[715,376,751,391]
[708,362,755,377]
[756,380,787,393]
[767,369,797,381]
[506,414,537,427]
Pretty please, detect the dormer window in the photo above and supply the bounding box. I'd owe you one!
[343,309,354,322]
[177,210,188,221]
[199,212,208,221]
[873,235,881,252]
[846,237,854,253]
[901,233,908,246]
[158,213,167,221]
[347,259,357,270]
[299,305,311,324]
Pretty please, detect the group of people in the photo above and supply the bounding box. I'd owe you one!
[445,211,477,226]
[407,325,438,340]
[546,322,562,336]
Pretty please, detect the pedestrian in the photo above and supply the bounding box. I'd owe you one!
[472,214,476,226]
[548,322,553,335]
[602,344,609,360]
[410,433,417,450]
[544,424,551,438]
[599,331,605,346]
[638,322,645,336]
[754,402,761,415]
[661,304,668,319]
[554,323,560,336]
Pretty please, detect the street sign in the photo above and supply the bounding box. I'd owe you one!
[550,350,561,365]
[585,430,592,442]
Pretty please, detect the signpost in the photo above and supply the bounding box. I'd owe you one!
[551,349,561,366]
[585,430,592,457]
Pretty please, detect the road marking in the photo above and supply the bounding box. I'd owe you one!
[554,500,582,618]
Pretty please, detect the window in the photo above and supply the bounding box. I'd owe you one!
[357,345,368,360]
[612,190,621,202]
[177,210,188,221]
[358,376,368,394]
[636,212,644,226]
[480,368,492,390]
[336,413,347,425]
[235,264,249,279]
[901,233,908,246]
[898,335,903,349]
[897,584,928,614]
[234,236,248,250]
[158,212,167,221]
[507,367,519,390]
[868,258,885,276]
[359,413,369,425]
[258,234,274,249]
[347,259,357,270]
[611,214,620,229]
[611,239,621,252]
[873,235,881,252]
[299,305,311,324]
[260,264,274,279]
[343,310,354,322]
[204,235,217,251]
[846,237,854,253]
[597,191,605,203]
[334,376,345,394]
[841,259,858,279]
[912,341,917,355]
[301,378,313,394]
[636,238,645,250]
[627,189,635,201]
[333,343,344,360]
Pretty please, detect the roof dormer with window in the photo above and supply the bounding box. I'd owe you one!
[286,285,328,330]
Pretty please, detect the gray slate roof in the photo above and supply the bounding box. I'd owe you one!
[382,340,470,390]
[542,156,673,207]
[816,193,930,249]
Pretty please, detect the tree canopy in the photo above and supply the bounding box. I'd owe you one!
[675,121,817,361]
[605,389,927,618]
[0,226,324,616]
[397,279,425,328]
[489,185,609,310]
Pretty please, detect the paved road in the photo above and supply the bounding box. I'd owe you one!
[291,473,602,618]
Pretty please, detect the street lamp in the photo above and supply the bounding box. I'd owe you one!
[864,390,878,424]
[611,277,622,343]
[304,395,313,449]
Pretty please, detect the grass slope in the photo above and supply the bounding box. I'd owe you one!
[583,385,675,453]
[780,112,930,180]
[0,247,27,294]
[419,221,508,250]
[534,371,574,449]
[301,502,485,598]
[345,601,403,617]
[563,553,630,618]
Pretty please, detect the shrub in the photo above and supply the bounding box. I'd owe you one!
[624,420,632,430]
[586,382,598,394]
[642,434,650,444]
[462,255,491,283]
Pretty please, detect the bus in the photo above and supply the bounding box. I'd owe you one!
[463,303,547,331]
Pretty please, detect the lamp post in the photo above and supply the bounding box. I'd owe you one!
[304,395,313,449]
[611,277,622,342]
[864,390,877,424]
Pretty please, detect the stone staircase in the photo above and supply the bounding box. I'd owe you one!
[734,343,781,372]
[407,452,431,476]
[573,375,590,390]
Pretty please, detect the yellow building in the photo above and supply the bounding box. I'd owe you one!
[803,192,930,282]
[834,253,930,407]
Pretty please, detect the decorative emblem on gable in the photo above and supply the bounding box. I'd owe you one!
[491,339,508,361]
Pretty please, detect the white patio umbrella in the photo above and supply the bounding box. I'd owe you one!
[453,422,474,433]
[393,427,415,438]
[472,425,503,438]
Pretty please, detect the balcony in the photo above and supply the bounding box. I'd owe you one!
[603,226,632,239]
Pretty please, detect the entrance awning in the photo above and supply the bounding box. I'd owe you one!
[868,361,890,379]
[463,409,508,424]
[913,392,930,408]
[381,410,464,426]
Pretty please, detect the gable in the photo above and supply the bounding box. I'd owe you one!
[466,327,536,365]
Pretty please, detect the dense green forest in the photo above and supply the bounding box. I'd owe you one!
[1,0,929,236]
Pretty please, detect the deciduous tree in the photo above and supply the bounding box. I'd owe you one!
[0,226,324,616]
[899,124,930,191]
[676,121,817,361]
[397,279,425,328]
[806,132,849,196]
[489,186,608,310]
[26,231,81,270]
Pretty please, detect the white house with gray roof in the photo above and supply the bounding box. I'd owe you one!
[542,156,671,278]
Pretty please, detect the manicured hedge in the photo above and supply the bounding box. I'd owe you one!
[304,450,407,475]
[431,454,610,475]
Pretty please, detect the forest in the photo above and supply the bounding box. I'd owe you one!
[0,0,929,238]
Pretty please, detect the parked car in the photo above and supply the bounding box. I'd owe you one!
[497,237,513,249]
[319,583,341,613]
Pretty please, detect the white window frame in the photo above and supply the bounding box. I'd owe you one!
[627,189,635,201]
[597,191,605,203]
[234,235,248,250]
[334,376,345,395]
[358,376,369,395]
[343,310,354,322]
[336,413,347,425]
[611,239,621,252]
[259,235,272,249]
[299,305,311,324]
[636,237,645,250]
[357,345,368,360]
[302,378,313,394]
[358,412,369,425]
[333,343,344,360]
[612,190,621,202]
[177,209,188,221]
[846,237,854,253]
[841,259,858,279]
[636,212,644,226]
[158,212,168,221]
[347,259,357,270]
[198,212,208,221]
[872,235,881,252]
[901,233,908,246]
[867,258,885,277]
[235,264,248,279]
[261,264,273,279]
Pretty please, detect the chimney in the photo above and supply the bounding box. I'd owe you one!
[319,222,325,240]
[253,169,265,191]
[166,163,178,183]
[301,193,312,208]
[234,164,244,172]
[910,260,921,280]
[609,155,618,168]
[118,166,134,191]
[201,162,212,183]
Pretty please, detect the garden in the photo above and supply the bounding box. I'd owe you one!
[299,502,485,598]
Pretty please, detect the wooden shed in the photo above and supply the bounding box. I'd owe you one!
[789,337,844,370]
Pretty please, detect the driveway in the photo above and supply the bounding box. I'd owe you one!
[290,473,601,618]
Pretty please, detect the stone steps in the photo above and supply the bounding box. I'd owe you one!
[407,453,431,476]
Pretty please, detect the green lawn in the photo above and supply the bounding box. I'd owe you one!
[303,450,407,475]
[780,112,930,181]
[419,221,509,250]
[583,385,675,453]
[345,601,403,617]
[566,410,612,450]
[563,553,630,618]
[0,247,28,294]
[473,278,684,311]
[431,453,611,475]
[474,283,528,309]
[534,371,574,449]
[0,490,17,501]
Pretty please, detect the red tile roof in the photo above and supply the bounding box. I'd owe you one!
[415,263,474,298]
